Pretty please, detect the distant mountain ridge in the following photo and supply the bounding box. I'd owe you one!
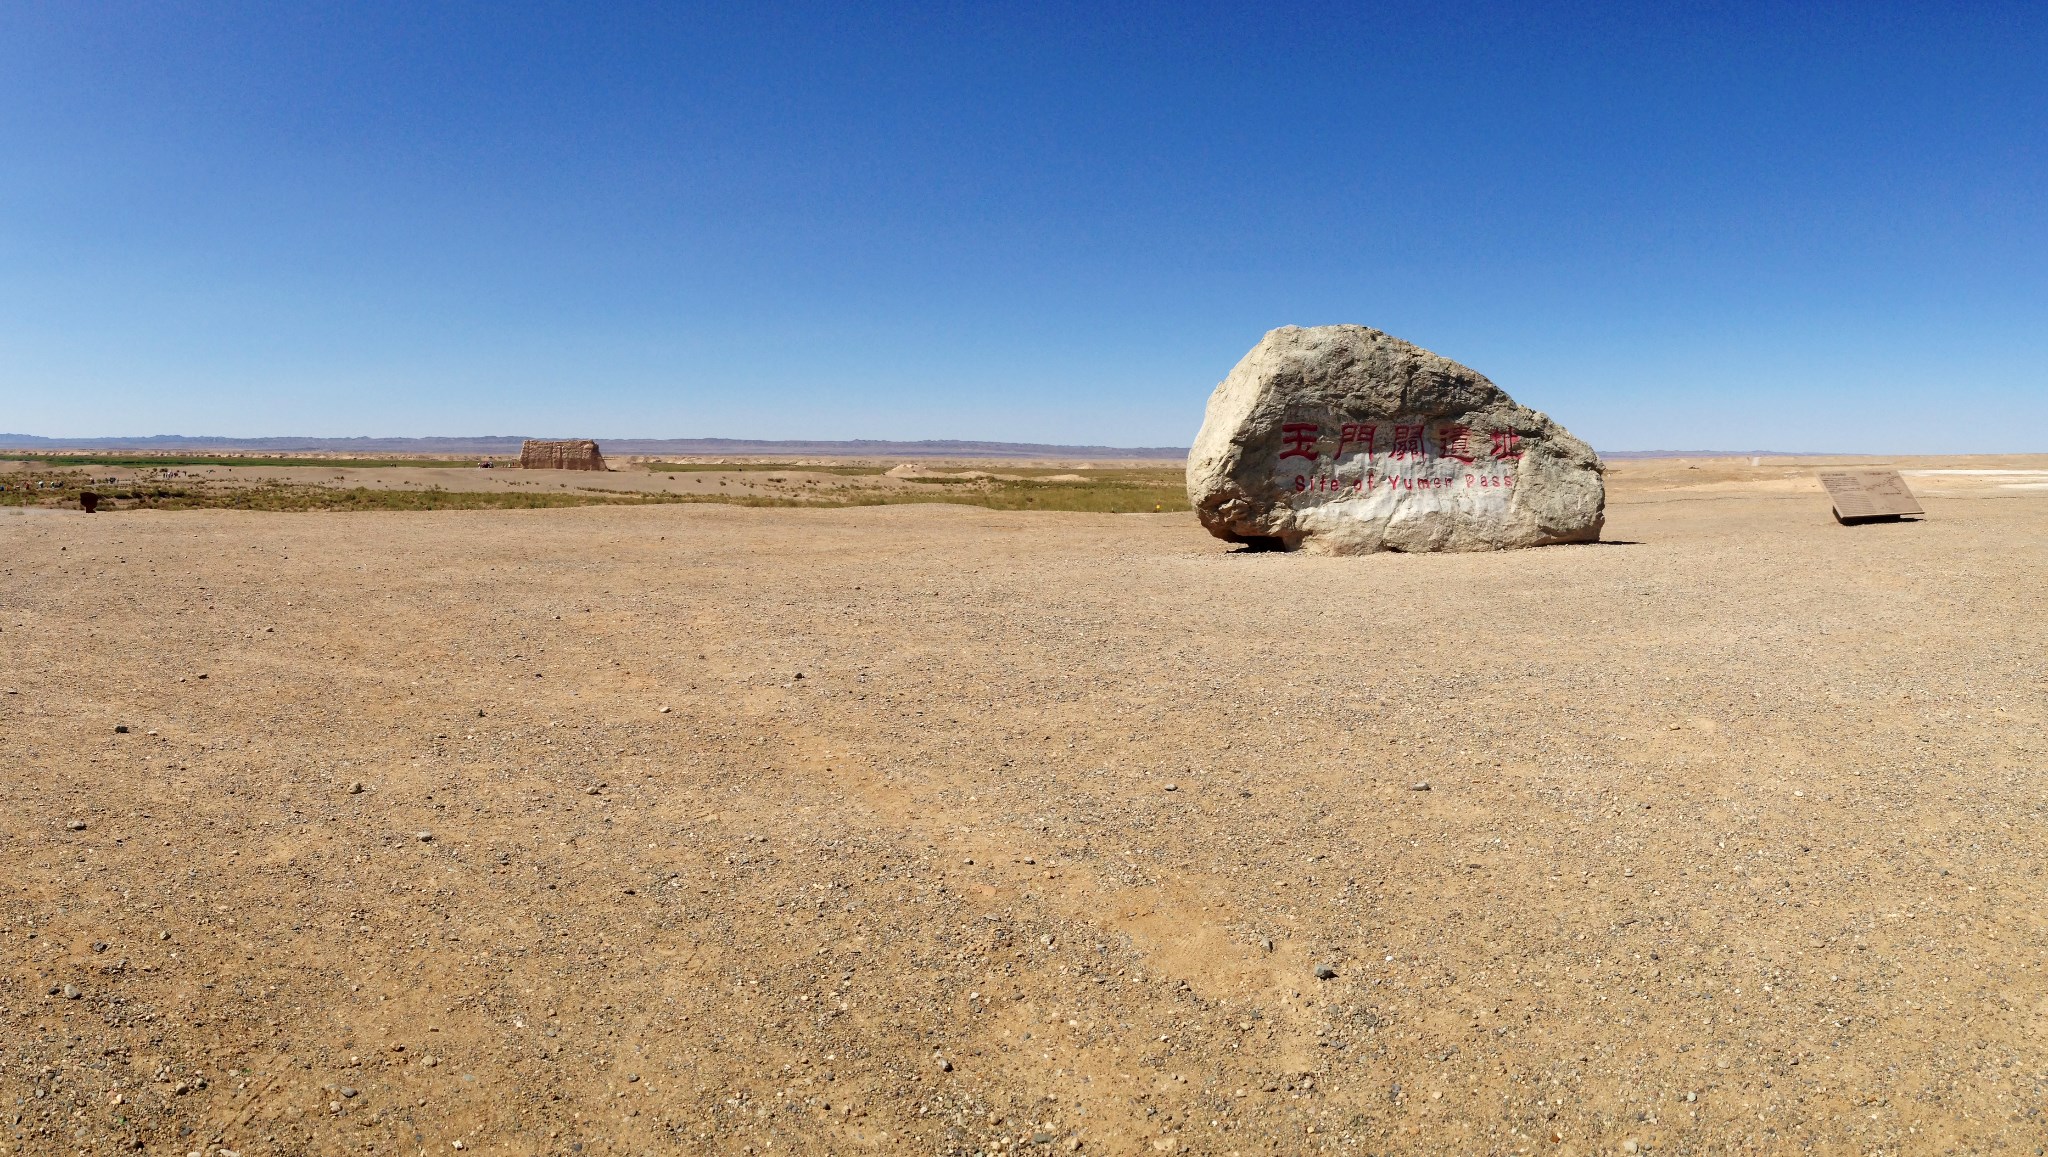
[1600,450,1821,458]
[0,433,1188,459]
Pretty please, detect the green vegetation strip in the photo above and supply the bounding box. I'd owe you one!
[3,470,1189,514]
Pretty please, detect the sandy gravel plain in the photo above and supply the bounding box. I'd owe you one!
[3,456,2046,1156]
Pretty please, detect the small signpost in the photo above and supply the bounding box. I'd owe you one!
[1818,470,1923,525]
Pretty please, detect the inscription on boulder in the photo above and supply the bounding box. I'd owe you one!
[1187,325,1604,553]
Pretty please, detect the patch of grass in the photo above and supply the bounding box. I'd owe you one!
[0,472,663,511]
[0,471,88,505]
[3,467,1191,514]
[958,477,1189,513]
[805,476,1188,513]
[109,485,703,512]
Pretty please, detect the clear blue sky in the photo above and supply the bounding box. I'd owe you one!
[3,2,2043,451]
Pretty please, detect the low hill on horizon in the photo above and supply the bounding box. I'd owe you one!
[0,433,1868,459]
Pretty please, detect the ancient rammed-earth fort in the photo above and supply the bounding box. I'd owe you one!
[518,438,607,471]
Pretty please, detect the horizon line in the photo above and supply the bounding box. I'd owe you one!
[3,433,2042,459]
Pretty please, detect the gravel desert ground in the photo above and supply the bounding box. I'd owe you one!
[4,457,2046,1156]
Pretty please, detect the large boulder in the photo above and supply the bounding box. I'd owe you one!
[1187,326,1604,553]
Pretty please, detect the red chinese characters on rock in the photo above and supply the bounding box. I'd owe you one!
[1337,423,1378,457]
[1280,422,1321,462]
[1490,431,1523,461]
[1436,424,1476,463]
[1389,424,1426,460]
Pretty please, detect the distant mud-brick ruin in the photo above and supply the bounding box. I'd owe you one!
[519,439,608,471]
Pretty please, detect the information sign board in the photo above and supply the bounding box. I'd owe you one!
[1818,471,1923,524]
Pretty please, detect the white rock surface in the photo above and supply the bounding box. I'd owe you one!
[1187,325,1605,553]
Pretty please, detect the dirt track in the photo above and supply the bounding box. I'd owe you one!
[4,458,2046,1156]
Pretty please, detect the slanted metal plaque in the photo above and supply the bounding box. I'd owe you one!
[1818,470,1924,524]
